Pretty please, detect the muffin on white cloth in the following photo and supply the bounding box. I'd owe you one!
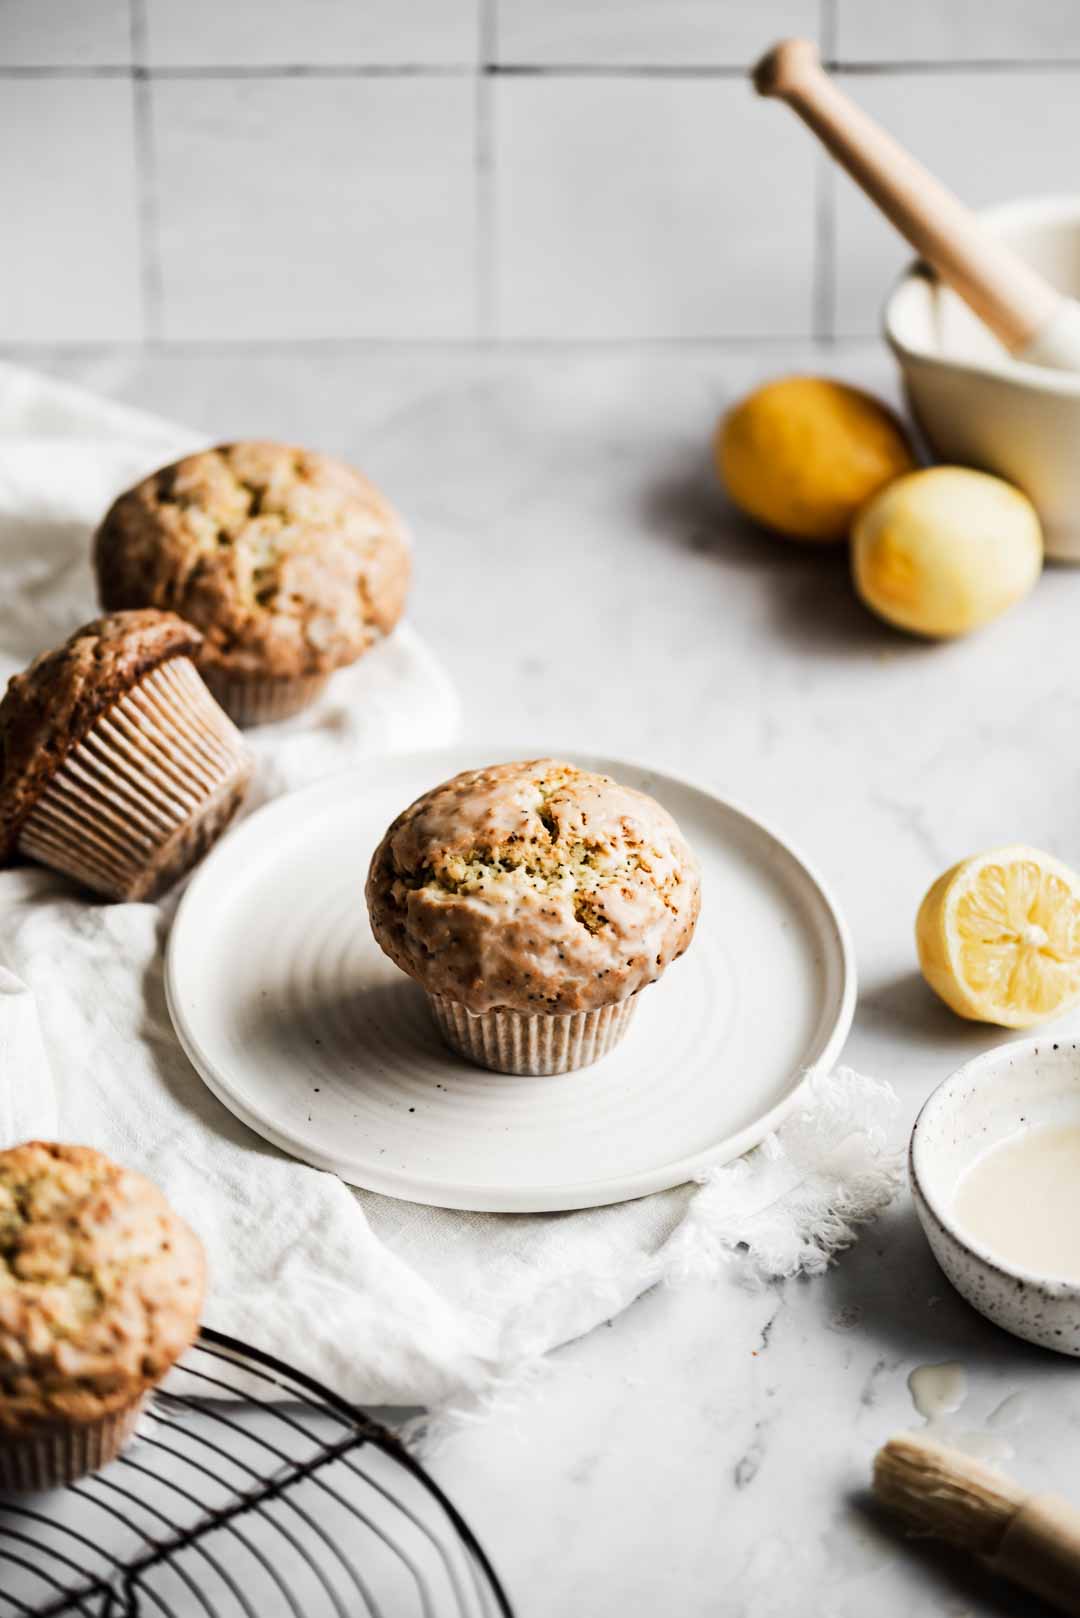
[94,441,411,726]
[0,610,252,901]
[366,758,701,1074]
[0,1142,205,1492]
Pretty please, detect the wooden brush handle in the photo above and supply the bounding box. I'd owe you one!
[874,1435,1080,1618]
[991,1494,1080,1616]
[754,38,1061,351]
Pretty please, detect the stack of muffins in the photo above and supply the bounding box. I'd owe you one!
[0,439,411,1490]
[0,440,410,902]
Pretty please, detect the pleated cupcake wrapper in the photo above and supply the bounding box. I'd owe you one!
[0,1396,144,1493]
[427,993,638,1076]
[201,668,330,727]
[18,657,253,902]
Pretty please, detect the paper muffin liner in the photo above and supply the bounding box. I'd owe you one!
[201,668,330,727]
[17,656,253,902]
[427,992,638,1076]
[0,1395,145,1494]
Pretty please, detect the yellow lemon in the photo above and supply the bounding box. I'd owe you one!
[852,466,1042,638]
[916,847,1080,1028]
[716,376,915,542]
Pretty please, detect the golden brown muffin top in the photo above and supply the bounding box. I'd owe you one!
[94,441,412,682]
[0,1143,205,1434]
[0,609,202,864]
[367,759,701,1015]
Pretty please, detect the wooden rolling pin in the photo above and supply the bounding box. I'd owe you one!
[754,38,1080,372]
[874,1432,1080,1615]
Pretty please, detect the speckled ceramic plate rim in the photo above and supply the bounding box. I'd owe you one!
[165,747,857,1212]
[910,1037,1080,1298]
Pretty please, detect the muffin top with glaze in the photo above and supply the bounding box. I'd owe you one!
[94,441,411,682]
[0,609,202,863]
[0,1143,205,1434]
[366,759,701,1015]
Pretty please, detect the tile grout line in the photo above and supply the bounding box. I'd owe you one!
[821,0,837,60]
[812,0,837,339]
[0,334,887,355]
[129,0,164,341]
[811,156,837,343]
[4,59,1080,80]
[474,0,497,340]
[0,63,476,79]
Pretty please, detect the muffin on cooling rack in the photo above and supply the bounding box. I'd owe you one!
[366,758,701,1075]
[94,440,412,725]
[0,1143,205,1492]
[0,609,252,902]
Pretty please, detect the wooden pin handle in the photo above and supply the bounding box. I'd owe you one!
[754,38,1061,352]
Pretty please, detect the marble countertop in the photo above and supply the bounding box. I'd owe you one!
[9,337,1080,1616]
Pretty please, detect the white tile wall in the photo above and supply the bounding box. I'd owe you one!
[143,0,478,69]
[835,0,1080,63]
[152,77,476,340]
[0,79,142,340]
[833,70,1080,335]
[494,77,816,339]
[3,0,1080,344]
[0,0,131,67]
[495,0,817,66]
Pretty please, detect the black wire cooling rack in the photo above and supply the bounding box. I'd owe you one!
[0,1328,513,1618]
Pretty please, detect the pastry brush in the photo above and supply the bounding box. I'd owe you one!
[874,1431,1080,1615]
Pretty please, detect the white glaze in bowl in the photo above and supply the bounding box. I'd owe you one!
[884,196,1080,561]
[910,1037,1080,1355]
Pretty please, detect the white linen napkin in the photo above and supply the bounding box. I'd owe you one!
[0,363,903,1411]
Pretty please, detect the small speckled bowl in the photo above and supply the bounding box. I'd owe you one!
[910,1038,1080,1356]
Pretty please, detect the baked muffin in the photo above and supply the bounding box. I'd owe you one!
[94,441,412,725]
[0,1143,205,1492]
[366,759,701,1075]
[0,609,252,901]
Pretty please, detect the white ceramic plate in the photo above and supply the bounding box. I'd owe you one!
[166,749,856,1212]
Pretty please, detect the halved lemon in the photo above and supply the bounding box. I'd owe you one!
[916,846,1080,1028]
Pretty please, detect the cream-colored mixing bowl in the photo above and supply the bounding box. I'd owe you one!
[884,196,1080,561]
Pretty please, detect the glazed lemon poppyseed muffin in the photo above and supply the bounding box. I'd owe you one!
[0,609,252,901]
[94,441,411,725]
[0,1143,205,1491]
[366,759,701,1075]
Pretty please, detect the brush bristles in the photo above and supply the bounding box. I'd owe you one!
[873,1435,1026,1557]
